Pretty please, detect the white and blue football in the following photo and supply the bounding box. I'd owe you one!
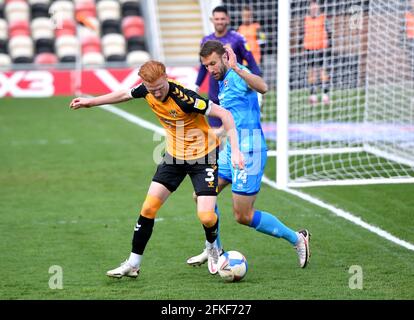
[217,250,248,282]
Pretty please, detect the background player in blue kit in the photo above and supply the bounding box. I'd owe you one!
[195,5,261,128]
[187,41,311,273]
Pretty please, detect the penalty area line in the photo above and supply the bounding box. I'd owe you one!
[98,103,414,252]
[262,176,414,252]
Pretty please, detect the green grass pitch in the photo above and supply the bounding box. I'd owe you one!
[0,97,413,299]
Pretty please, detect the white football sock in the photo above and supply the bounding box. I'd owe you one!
[127,252,142,268]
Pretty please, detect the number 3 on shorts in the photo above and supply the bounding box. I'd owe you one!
[205,168,215,182]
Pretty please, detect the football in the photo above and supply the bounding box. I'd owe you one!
[217,250,248,282]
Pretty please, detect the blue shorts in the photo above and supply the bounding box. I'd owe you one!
[218,148,267,195]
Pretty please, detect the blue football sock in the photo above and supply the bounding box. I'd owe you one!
[250,210,298,245]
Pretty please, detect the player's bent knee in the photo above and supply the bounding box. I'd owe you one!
[197,211,217,227]
[140,194,163,219]
[234,214,250,226]
[233,208,252,226]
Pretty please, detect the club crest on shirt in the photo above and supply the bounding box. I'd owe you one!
[224,80,228,87]
[169,109,178,118]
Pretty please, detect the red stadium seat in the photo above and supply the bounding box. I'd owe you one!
[8,19,30,37]
[81,35,101,54]
[35,52,58,64]
[75,0,96,19]
[122,16,144,39]
[55,19,76,37]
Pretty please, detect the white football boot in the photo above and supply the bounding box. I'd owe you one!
[186,248,208,266]
[106,260,139,278]
[206,240,222,275]
[295,229,311,268]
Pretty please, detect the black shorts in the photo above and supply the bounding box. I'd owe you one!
[152,149,219,196]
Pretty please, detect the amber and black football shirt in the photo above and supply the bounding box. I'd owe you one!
[130,80,219,161]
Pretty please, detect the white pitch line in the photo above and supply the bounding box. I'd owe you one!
[262,176,414,252]
[99,104,414,252]
[99,104,165,137]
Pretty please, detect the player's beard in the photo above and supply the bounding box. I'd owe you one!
[216,61,228,81]
[215,23,227,35]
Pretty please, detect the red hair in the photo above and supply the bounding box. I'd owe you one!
[138,60,166,83]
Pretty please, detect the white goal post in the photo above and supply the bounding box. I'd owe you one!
[224,0,414,188]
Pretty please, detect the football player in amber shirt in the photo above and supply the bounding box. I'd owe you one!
[70,60,244,279]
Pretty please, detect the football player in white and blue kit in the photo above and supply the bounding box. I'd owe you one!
[187,41,311,273]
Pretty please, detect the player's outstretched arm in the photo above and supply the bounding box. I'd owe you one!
[69,89,132,110]
[224,45,268,94]
[209,103,245,169]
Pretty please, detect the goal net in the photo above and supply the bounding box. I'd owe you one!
[224,0,414,187]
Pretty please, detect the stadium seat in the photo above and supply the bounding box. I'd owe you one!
[97,0,121,21]
[49,0,74,23]
[0,1,4,20]
[102,33,125,61]
[55,34,78,62]
[0,18,7,40]
[31,17,54,40]
[75,0,99,38]
[0,38,7,53]
[82,51,104,66]
[101,18,120,35]
[9,35,34,63]
[126,50,150,66]
[28,0,51,4]
[79,22,100,38]
[30,2,49,19]
[81,34,100,54]
[75,0,96,18]
[55,19,76,37]
[127,36,146,52]
[5,0,29,23]
[9,20,30,37]
[0,52,11,67]
[35,52,57,64]
[122,16,144,39]
[35,38,54,54]
[121,0,142,17]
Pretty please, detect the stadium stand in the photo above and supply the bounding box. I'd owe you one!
[0,0,149,68]
[0,0,4,20]
[34,51,57,64]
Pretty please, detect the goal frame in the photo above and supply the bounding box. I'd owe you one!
[275,0,414,188]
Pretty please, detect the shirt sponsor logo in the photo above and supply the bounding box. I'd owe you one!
[194,99,207,111]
